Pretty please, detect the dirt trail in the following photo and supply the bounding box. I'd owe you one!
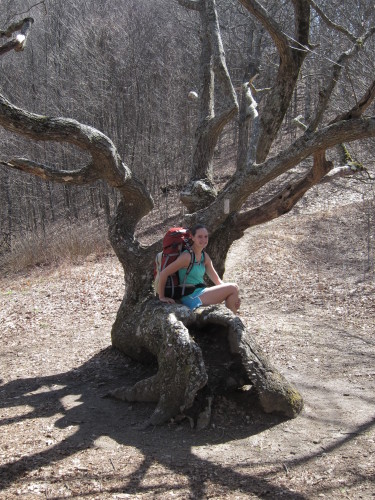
[1,200,374,499]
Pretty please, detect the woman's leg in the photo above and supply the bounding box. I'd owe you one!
[199,283,240,313]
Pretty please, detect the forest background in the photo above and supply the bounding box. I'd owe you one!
[1,0,374,269]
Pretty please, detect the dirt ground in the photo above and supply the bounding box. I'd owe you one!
[1,188,374,499]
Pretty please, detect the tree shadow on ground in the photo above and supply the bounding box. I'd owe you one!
[1,346,373,499]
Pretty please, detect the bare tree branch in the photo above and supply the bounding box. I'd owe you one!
[187,116,375,230]
[3,1,46,26]
[0,159,100,185]
[0,18,34,56]
[306,0,357,42]
[308,35,375,132]
[203,0,238,132]
[332,79,375,123]
[320,164,369,183]
[238,0,290,54]
[180,0,238,212]
[237,151,333,229]
[239,0,311,163]
[0,92,153,219]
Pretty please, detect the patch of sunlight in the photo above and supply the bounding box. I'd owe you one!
[23,384,67,396]
[1,405,35,421]
[60,393,84,410]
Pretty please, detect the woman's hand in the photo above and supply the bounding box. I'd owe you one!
[159,297,175,304]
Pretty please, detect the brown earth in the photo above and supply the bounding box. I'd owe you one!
[1,187,374,499]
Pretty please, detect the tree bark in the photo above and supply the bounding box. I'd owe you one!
[238,0,311,163]
[109,299,303,427]
[180,0,238,213]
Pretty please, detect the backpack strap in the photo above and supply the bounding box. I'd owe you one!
[186,250,195,275]
[180,250,195,297]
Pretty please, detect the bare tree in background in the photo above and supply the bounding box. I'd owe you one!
[1,0,375,427]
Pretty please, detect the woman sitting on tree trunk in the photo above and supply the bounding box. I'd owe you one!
[158,224,241,313]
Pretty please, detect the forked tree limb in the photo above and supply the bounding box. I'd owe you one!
[331,79,375,124]
[180,0,238,212]
[236,151,333,229]
[186,116,375,232]
[307,0,375,44]
[0,93,153,223]
[234,76,375,230]
[308,43,375,132]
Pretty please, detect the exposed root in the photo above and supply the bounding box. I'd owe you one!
[110,299,303,426]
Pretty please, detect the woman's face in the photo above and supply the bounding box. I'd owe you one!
[192,227,209,249]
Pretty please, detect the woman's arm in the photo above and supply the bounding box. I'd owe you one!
[158,252,192,302]
[204,253,223,286]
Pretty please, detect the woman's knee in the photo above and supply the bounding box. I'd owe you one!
[226,283,239,296]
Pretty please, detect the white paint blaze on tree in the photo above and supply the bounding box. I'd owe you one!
[1,0,375,427]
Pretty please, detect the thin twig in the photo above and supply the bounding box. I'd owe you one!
[306,0,356,42]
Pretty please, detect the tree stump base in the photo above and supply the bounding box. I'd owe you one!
[109,300,303,427]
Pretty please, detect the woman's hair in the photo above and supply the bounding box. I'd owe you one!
[190,223,208,236]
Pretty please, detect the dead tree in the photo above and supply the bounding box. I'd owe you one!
[1,1,375,427]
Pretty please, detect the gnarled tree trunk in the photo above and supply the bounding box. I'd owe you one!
[107,195,303,427]
[110,298,303,427]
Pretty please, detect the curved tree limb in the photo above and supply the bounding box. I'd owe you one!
[0,159,100,185]
[0,92,153,223]
[307,35,375,132]
[320,164,369,183]
[331,79,375,123]
[231,117,375,199]
[187,116,375,231]
[307,0,358,43]
[237,151,333,229]
[238,0,290,53]
[239,0,311,163]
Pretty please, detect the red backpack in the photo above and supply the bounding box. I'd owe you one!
[154,227,195,298]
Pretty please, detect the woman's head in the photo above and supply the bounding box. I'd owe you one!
[190,223,208,236]
[190,224,209,249]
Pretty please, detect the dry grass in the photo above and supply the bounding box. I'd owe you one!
[0,221,112,276]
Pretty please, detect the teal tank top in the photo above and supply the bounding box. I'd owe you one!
[178,251,205,285]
